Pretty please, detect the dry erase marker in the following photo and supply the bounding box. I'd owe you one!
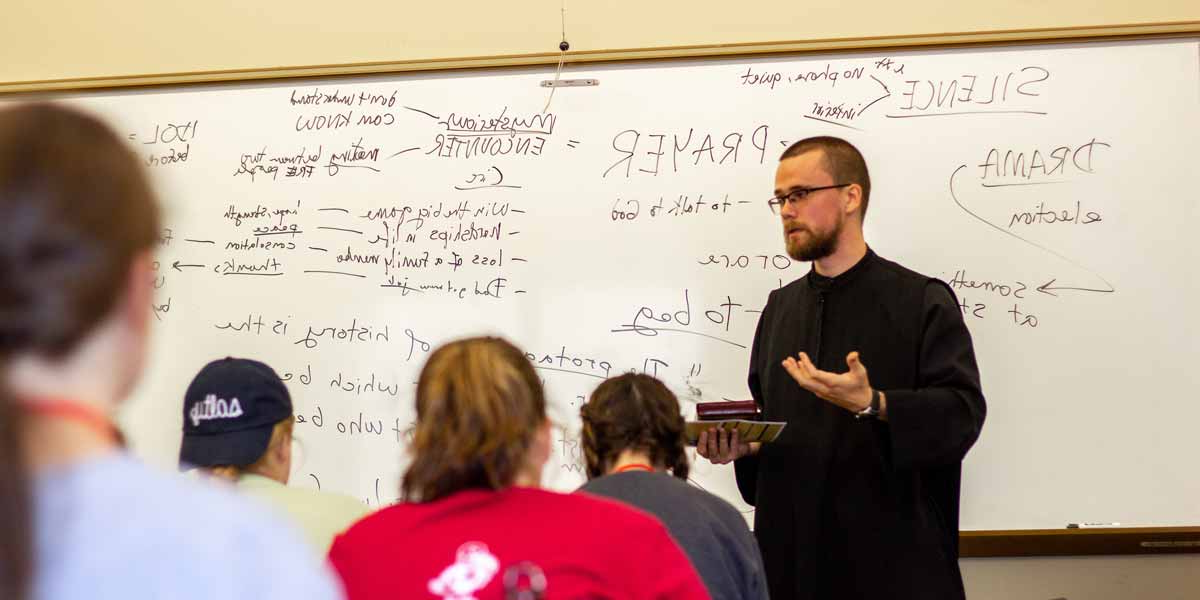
[1066,522,1122,529]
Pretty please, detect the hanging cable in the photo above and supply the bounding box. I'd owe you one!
[543,0,568,113]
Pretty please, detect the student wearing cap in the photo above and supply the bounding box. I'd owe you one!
[181,357,369,553]
[328,337,710,600]
[0,104,341,600]
[578,374,768,600]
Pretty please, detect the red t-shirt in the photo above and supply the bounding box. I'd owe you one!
[329,486,711,600]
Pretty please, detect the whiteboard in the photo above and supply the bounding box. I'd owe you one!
[25,37,1199,531]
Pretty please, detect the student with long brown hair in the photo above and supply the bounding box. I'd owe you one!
[578,374,768,600]
[0,103,341,600]
[329,337,709,600]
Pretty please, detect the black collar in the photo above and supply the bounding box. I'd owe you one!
[807,248,876,292]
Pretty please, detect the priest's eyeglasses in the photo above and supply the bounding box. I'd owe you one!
[767,184,852,214]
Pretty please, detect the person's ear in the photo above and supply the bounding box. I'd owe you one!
[275,422,294,465]
[844,184,864,218]
[110,251,156,399]
[532,418,552,465]
[120,251,156,336]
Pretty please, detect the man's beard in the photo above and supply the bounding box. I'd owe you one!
[785,215,843,262]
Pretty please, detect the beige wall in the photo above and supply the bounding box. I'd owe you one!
[962,556,1200,599]
[2,0,1198,90]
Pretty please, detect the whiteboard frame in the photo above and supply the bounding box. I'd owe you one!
[6,26,1199,558]
[0,22,1196,94]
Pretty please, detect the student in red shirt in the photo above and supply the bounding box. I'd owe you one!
[328,337,709,600]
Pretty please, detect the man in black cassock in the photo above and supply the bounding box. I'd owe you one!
[698,136,986,600]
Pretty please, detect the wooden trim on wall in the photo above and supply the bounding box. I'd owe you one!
[961,528,1200,557]
[1,21,1197,95]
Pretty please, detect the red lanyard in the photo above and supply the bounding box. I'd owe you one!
[20,398,123,445]
[614,463,655,474]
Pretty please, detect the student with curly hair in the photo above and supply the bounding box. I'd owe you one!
[579,374,768,600]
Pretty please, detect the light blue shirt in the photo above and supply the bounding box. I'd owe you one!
[33,452,343,600]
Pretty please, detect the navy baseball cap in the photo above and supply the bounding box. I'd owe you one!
[179,357,294,469]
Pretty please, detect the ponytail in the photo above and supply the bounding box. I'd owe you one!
[402,337,545,503]
[0,377,31,600]
[662,425,691,482]
[580,374,690,481]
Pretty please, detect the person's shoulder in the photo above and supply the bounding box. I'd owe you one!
[773,274,810,300]
[585,471,681,495]
[521,486,658,525]
[922,278,959,307]
[576,472,675,511]
[329,501,403,567]
[75,456,342,599]
[338,499,401,530]
[628,473,743,521]
[131,461,312,546]
[286,483,371,519]
[757,275,811,320]
[41,454,269,543]
[869,254,960,306]
[869,253,956,302]
[335,498,438,551]
[337,488,665,542]
[575,472,634,496]
[517,485,610,509]
[870,253,931,284]
[332,489,656,562]
[561,486,705,586]
[103,455,252,524]
[683,480,753,528]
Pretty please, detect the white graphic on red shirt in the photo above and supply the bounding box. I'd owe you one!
[427,541,500,600]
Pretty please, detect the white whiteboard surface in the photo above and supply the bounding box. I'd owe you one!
[26,38,1199,531]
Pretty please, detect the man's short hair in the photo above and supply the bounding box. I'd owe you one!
[780,136,872,219]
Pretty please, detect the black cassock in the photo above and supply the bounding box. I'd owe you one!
[735,250,986,600]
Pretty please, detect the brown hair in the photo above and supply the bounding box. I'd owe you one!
[203,418,294,481]
[401,337,546,503]
[579,373,690,481]
[780,136,872,219]
[0,104,160,600]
